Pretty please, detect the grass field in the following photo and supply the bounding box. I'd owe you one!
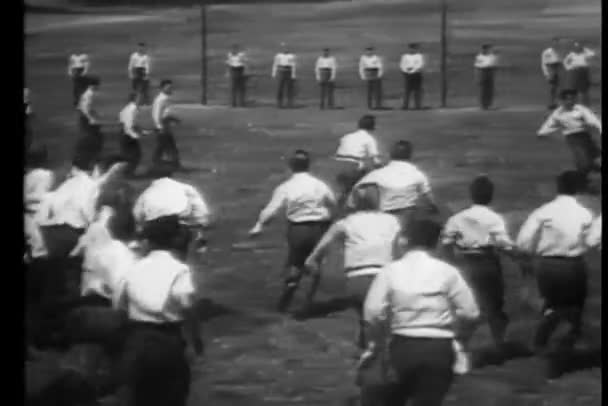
[25,0,602,405]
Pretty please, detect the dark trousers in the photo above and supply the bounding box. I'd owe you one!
[277,221,331,312]
[276,69,294,108]
[71,69,86,107]
[568,67,591,106]
[230,67,246,107]
[459,252,508,348]
[478,68,495,109]
[387,336,454,406]
[153,129,181,168]
[402,72,423,109]
[534,257,587,351]
[131,68,150,105]
[335,162,368,208]
[76,113,104,164]
[545,63,561,107]
[319,68,334,109]
[120,132,142,176]
[565,131,601,187]
[345,274,377,349]
[121,322,190,406]
[366,80,383,109]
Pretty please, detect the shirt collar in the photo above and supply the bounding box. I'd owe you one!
[554,194,578,204]
[401,249,432,261]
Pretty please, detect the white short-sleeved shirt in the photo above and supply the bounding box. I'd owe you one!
[442,205,513,250]
[337,211,401,276]
[351,161,431,211]
[335,129,380,168]
[116,250,196,323]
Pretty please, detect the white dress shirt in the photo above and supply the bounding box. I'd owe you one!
[586,215,602,250]
[350,161,432,212]
[516,195,593,257]
[119,102,139,139]
[400,53,425,74]
[315,56,337,81]
[364,250,480,339]
[68,53,90,75]
[115,250,196,323]
[541,48,561,77]
[128,52,151,75]
[74,209,137,299]
[227,51,247,68]
[359,55,383,80]
[563,49,595,70]
[152,91,170,130]
[78,88,98,124]
[336,211,401,276]
[37,168,98,230]
[272,52,297,79]
[537,104,602,136]
[474,53,498,69]
[257,172,336,224]
[442,205,513,250]
[133,177,211,227]
[335,129,381,169]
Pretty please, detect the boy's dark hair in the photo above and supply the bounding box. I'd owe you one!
[404,219,442,249]
[352,183,380,211]
[358,115,376,131]
[390,140,413,161]
[556,170,581,195]
[97,154,126,174]
[560,89,577,99]
[72,153,94,172]
[97,181,136,241]
[27,145,49,168]
[87,76,100,87]
[288,150,310,172]
[470,175,494,205]
[160,79,173,88]
[127,92,137,103]
[152,160,176,179]
[142,215,188,252]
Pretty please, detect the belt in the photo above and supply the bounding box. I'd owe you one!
[456,246,497,255]
[288,220,331,226]
[129,320,183,334]
[539,255,583,261]
[278,65,293,69]
[335,154,364,162]
[345,264,383,273]
[365,68,379,71]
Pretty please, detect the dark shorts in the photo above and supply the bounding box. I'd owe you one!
[546,63,561,85]
[286,221,331,268]
[535,256,587,309]
[345,273,377,312]
[121,322,190,406]
[569,67,591,92]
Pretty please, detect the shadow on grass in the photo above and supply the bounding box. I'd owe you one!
[472,340,534,368]
[195,298,238,322]
[551,347,602,376]
[292,297,353,321]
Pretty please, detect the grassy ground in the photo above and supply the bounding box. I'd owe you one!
[25,0,602,405]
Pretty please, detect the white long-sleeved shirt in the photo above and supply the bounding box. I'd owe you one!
[119,102,139,139]
[257,172,335,224]
[335,211,401,275]
[400,53,425,74]
[537,104,602,137]
[152,91,170,130]
[114,250,196,322]
[586,215,602,250]
[350,161,432,212]
[68,53,90,76]
[359,55,383,80]
[315,56,337,81]
[272,52,297,79]
[516,195,593,257]
[442,205,513,250]
[128,52,151,76]
[364,250,480,339]
[133,177,211,228]
[563,48,595,70]
[474,53,498,69]
[227,51,246,68]
[37,168,98,230]
[541,47,561,77]
[335,129,381,169]
[78,88,98,124]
